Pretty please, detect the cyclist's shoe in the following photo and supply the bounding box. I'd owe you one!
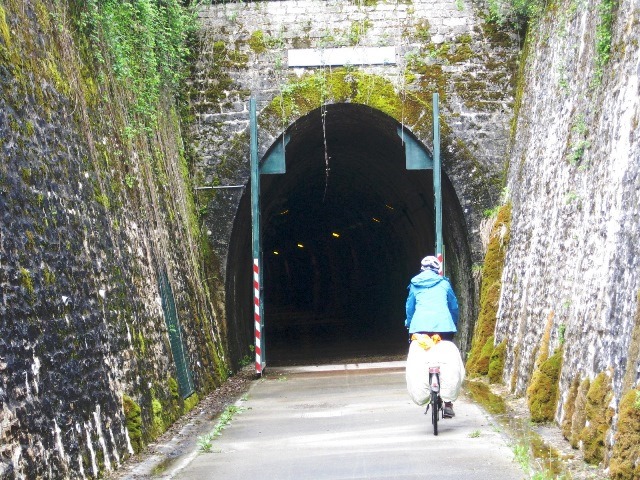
[443,402,455,418]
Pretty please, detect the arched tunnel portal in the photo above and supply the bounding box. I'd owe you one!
[227,104,474,367]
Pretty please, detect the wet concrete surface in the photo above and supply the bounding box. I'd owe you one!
[162,363,525,480]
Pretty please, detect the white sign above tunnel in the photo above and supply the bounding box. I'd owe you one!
[287,46,396,67]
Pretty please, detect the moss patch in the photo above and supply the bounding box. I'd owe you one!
[526,347,563,423]
[475,335,495,376]
[466,380,507,415]
[183,393,199,413]
[267,69,404,125]
[195,40,248,112]
[0,6,11,48]
[561,376,580,440]
[19,267,35,297]
[248,30,267,54]
[123,394,143,454]
[609,389,640,479]
[622,290,640,393]
[488,339,507,383]
[569,378,591,449]
[580,371,613,464]
[151,397,165,437]
[533,311,555,370]
[466,203,512,376]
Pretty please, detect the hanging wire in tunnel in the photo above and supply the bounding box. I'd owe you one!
[321,3,332,202]
[321,70,331,202]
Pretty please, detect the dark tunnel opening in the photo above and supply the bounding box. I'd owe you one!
[226,104,473,367]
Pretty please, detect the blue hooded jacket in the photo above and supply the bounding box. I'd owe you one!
[405,269,459,334]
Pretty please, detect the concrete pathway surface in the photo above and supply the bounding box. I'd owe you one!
[168,363,524,480]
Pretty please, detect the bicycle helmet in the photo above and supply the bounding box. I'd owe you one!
[420,255,441,273]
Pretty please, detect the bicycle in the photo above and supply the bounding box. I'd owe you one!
[424,366,443,435]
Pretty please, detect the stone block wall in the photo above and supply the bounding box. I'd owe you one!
[191,0,521,273]
[495,0,640,461]
[0,1,228,478]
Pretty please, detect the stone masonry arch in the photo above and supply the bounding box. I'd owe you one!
[191,1,520,365]
[227,102,475,365]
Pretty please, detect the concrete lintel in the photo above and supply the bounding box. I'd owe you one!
[287,46,396,67]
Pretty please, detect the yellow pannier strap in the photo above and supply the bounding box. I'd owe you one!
[410,333,442,351]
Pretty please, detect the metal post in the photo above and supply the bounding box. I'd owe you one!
[250,97,264,374]
[433,93,443,275]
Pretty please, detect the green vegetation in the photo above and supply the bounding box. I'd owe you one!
[476,335,495,375]
[622,291,640,393]
[466,380,507,414]
[184,393,200,413]
[512,441,562,480]
[0,6,10,47]
[197,405,245,453]
[43,266,56,286]
[609,388,640,479]
[19,267,35,297]
[526,348,563,423]
[2,0,234,471]
[569,378,590,449]
[248,30,267,54]
[593,0,616,85]
[486,0,546,31]
[123,394,143,453]
[71,0,197,125]
[269,69,404,125]
[561,377,580,440]
[239,346,254,368]
[349,19,372,45]
[487,339,507,383]
[466,203,512,376]
[151,397,165,437]
[525,313,563,423]
[557,323,566,345]
[580,371,613,464]
[567,115,590,166]
[414,19,431,42]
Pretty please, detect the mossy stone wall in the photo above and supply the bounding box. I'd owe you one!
[609,388,640,479]
[494,0,640,467]
[0,1,228,477]
[191,0,520,281]
[465,203,511,376]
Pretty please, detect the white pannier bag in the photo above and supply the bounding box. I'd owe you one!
[405,339,465,405]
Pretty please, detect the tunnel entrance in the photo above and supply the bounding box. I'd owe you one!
[227,103,471,367]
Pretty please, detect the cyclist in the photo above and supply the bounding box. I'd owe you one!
[405,255,459,418]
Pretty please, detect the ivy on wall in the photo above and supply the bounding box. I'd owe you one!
[486,0,546,31]
[68,0,197,126]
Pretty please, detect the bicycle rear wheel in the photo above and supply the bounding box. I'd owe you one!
[431,391,439,436]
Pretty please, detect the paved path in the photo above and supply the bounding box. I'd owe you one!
[168,363,524,479]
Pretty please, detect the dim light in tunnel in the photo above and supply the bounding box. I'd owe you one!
[273,251,279,255]
[332,232,340,238]
[297,243,304,248]
[372,217,381,223]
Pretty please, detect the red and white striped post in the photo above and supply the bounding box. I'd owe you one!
[250,98,264,375]
[253,258,262,374]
